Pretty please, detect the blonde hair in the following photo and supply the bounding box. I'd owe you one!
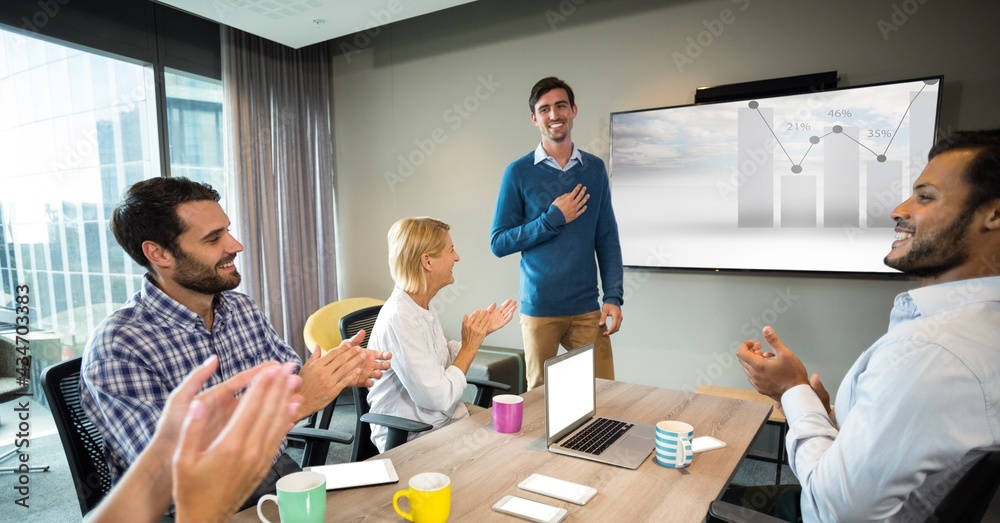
[387,217,451,293]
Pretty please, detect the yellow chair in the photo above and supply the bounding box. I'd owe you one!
[294,297,385,467]
[303,297,385,353]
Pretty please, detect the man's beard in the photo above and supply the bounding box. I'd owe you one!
[884,211,972,278]
[172,248,241,295]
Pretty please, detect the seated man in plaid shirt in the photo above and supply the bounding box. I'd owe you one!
[80,177,389,512]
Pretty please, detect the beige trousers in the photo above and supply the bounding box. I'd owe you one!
[521,310,615,390]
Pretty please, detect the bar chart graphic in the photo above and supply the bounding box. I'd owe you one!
[737,79,938,229]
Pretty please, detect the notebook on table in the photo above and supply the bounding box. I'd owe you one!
[544,343,655,469]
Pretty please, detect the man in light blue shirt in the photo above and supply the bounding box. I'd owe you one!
[736,129,1000,522]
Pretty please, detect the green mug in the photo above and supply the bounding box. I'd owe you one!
[257,470,326,523]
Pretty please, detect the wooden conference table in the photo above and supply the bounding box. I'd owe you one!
[236,380,772,522]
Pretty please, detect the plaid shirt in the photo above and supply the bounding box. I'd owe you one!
[80,276,301,486]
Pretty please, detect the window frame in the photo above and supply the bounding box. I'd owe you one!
[0,1,224,350]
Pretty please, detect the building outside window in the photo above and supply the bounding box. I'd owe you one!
[165,69,227,201]
[0,28,226,359]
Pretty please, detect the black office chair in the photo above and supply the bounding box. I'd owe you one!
[287,414,354,468]
[290,299,383,466]
[352,385,433,462]
[339,305,511,461]
[708,450,1000,523]
[40,358,112,516]
[929,450,1000,523]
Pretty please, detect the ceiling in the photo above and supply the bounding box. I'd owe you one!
[157,0,479,49]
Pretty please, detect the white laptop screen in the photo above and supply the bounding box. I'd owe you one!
[546,345,596,440]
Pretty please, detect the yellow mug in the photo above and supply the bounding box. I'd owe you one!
[392,472,451,523]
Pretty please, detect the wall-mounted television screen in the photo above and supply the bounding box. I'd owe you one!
[610,75,942,274]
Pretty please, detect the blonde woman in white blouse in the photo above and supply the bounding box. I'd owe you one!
[367,217,517,452]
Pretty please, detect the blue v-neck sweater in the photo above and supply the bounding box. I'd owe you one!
[490,150,624,317]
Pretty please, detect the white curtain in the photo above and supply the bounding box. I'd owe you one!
[222,27,336,351]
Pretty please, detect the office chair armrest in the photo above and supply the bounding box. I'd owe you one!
[298,411,319,429]
[361,413,434,452]
[468,378,510,391]
[708,501,786,523]
[467,378,511,408]
[360,413,434,433]
[287,426,354,445]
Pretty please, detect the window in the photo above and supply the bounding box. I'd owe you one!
[0,29,226,356]
[166,70,226,193]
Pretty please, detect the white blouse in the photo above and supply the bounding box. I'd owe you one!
[366,286,469,452]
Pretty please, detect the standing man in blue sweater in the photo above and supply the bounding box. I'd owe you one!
[490,77,624,390]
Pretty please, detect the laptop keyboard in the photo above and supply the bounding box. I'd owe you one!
[561,417,633,455]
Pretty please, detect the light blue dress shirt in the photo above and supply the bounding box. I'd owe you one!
[534,142,583,171]
[782,276,1000,522]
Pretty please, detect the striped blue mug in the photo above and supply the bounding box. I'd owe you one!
[655,421,694,468]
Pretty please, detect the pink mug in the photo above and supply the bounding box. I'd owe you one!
[492,394,524,433]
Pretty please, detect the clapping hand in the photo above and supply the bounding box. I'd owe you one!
[354,342,392,387]
[173,360,303,522]
[87,356,303,523]
[155,356,273,457]
[736,326,809,403]
[485,299,517,334]
[452,300,517,374]
[296,330,372,417]
[462,299,517,343]
[461,308,491,349]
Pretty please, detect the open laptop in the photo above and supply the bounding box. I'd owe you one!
[544,343,655,469]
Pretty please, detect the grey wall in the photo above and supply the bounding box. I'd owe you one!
[329,0,1000,396]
